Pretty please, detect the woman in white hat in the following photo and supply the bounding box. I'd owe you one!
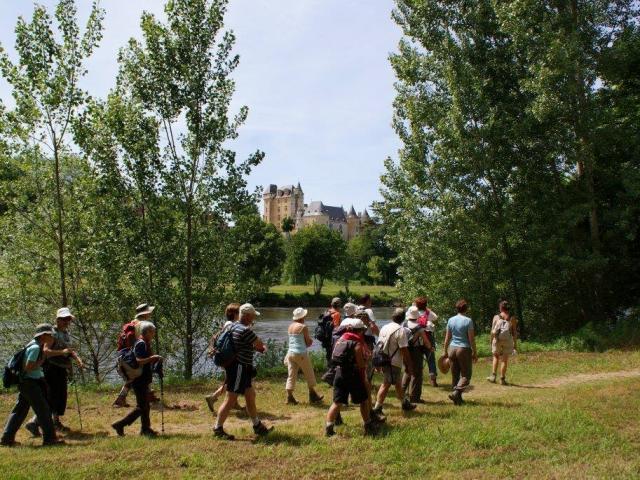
[285,307,323,405]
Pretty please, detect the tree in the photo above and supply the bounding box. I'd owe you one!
[117,0,263,378]
[281,216,295,239]
[0,0,104,307]
[284,224,345,295]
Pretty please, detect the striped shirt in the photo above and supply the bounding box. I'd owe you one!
[231,323,258,365]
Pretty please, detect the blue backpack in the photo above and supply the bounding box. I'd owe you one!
[3,347,27,389]
[213,325,237,367]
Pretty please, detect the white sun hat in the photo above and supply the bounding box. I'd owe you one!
[292,307,308,321]
[239,303,261,318]
[406,305,421,320]
[56,307,75,320]
[342,318,365,330]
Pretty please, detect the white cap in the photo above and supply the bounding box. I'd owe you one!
[56,307,75,320]
[341,318,365,330]
[239,303,260,318]
[292,307,308,321]
[343,302,358,317]
[406,305,421,320]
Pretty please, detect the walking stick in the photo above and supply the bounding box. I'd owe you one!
[72,365,83,432]
[155,360,165,434]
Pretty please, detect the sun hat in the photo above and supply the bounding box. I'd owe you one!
[343,302,357,317]
[239,303,261,318]
[437,354,451,374]
[34,323,54,338]
[331,297,342,308]
[135,303,155,318]
[342,318,366,330]
[406,305,420,320]
[292,307,308,321]
[56,307,75,320]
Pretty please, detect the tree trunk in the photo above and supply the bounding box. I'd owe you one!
[184,207,194,380]
[141,202,160,355]
[53,143,68,307]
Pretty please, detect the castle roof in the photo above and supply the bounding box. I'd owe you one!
[304,201,346,222]
[348,205,357,217]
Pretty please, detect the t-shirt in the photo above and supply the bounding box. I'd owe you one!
[22,340,44,380]
[133,339,152,385]
[329,308,341,328]
[419,310,438,332]
[47,326,72,369]
[231,323,258,365]
[358,306,377,337]
[378,322,408,368]
[447,314,474,349]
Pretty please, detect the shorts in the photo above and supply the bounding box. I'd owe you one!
[225,362,254,395]
[333,366,368,405]
[382,365,402,385]
[492,338,514,356]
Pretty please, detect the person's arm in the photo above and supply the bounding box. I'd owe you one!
[253,337,266,353]
[23,346,47,372]
[136,355,161,365]
[43,344,71,358]
[302,325,313,347]
[443,327,451,356]
[468,327,478,362]
[354,343,370,391]
[511,317,518,351]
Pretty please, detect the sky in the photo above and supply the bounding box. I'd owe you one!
[0,0,403,214]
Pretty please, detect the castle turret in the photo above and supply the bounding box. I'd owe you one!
[347,205,360,240]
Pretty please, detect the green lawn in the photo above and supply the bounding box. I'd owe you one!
[269,281,398,297]
[1,350,639,479]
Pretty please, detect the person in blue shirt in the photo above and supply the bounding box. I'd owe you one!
[1,324,64,447]
[443,299,478,405]
[111,321,162,437]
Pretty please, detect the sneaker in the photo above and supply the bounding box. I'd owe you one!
[25,422,41,438]
[253,421,273,436]
[42,438,66,446]
[325,425,336,437]
[448,392,463,406]
[205,395,217,413]
[500,377,508,386]
[54,419,70,433]
[370,409,386,424]
[309,391,324,404]
[111,422,125,437]
[401,400,417,411]
[213,427,235,441]
[487,374,497,383]
[286,394,299,405]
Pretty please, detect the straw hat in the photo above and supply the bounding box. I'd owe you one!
[135,303,155,318]
[406,305,420,320]
[292,307,308,321]
[438,354,451,374]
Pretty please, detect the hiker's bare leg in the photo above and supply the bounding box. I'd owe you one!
[492,355,499,375]
[327,402,341,423]
[394,381,406,403]
[500,355,509,378]
[244,387,258,418]
[376,383,391,406]
[359,402,370,423]
[216,392,238,426]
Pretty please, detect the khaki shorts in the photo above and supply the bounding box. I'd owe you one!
[382,365,402,385]
[492,339,514,356]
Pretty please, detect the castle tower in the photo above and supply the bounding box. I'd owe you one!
[263,183,304,232]
[347,205,360,240]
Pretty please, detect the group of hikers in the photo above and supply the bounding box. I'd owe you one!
[0,294,518,446]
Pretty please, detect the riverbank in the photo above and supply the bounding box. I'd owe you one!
[1,350,639,479]
[253,282,400,307]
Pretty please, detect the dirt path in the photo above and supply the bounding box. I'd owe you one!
[532,368,640,388]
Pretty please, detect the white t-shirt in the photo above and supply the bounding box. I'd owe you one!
[378,322,408,368]
[358,306,377,337]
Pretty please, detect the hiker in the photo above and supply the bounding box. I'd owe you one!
[372,308,416,417]
[111,321,162,437]
[1,324,64,447]
[25,307,84,437]
[487,301,518,385]
[317,297,342,365]
[358,294,380,349]
[402,306,433,403]
[415,296,439,387]
[205,303,241,412]
[285,307,324,405]
[113,303,154,408]
[325,318,377,437]
[213,303,273,440]
[443,299,478,405]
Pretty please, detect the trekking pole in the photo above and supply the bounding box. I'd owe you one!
[156,360,165,434]
[72,365,83,432]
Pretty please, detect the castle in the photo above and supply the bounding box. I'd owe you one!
[262,183,370,240]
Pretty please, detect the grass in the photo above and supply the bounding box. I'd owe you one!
[269,282,398,297]
[1,350,640,479]
[257,282,400,307]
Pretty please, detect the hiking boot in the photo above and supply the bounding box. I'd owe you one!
[448,391,463,406]
[25,421,41,438]
[325,424,336,437]
[54,419,70,433]
[401,399,417,411]
[309,390,324,404]
[500,377,508,386]
[141,429,158,437]
[205,395,217,413]
[113,397,129,408]
[335,412,344,426]
[286,392,299,405]
[370,409,386,424]
[42,438,66,446]
[363,421,379,436]
[213,427,235,441]
[111,422,125,437]
[487,373,497,383]
[253,421,273,436]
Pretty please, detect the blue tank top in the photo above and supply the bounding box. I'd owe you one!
[288,332,307,354]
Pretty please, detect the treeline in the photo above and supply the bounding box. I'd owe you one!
[0,0,284,381]
[377,1,640,337]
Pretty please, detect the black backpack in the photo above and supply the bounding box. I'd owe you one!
[331,338,357,366]
[3,347,27,389]
[314,311,334,344]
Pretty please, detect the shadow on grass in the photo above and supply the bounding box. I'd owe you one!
[457,399,523,408]
[64,430,109,441]
[234,410,292,421]
[253,431,317,446]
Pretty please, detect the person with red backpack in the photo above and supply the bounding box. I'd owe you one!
[415,296,439,387]
[113,304,154,408]
[402,306,433,403]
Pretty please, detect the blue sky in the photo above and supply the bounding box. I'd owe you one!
[0,0,402,214]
